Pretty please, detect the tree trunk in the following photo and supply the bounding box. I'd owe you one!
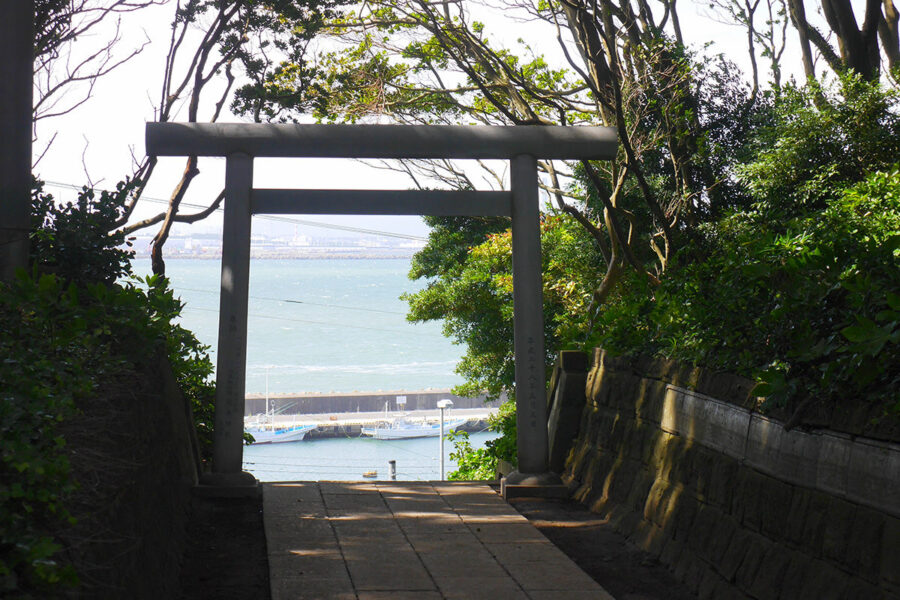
[881,0,900,73]
[0,1,33,281]
[787,0,818,79]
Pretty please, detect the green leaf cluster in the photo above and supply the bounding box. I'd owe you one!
[407,214,603,477]
[2,182,218,596]
[592,77,900,416]
[30,179,137,286]
[405,213,604,402]
[0,272,187,594]
[737,74,900,214]
[447,399,517,480]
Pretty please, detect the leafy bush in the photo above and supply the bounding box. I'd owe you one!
[447,432,494,480]
[1,180,218,595]
[29,176,218,458]
[589,77,900,417]
[30,179,138,285]
[1,274,83,593]
[405,213,604,399]
[408,214,602,477]
[0,268,220,595]
[138,275,218,461]
[737,74,900,213]
[448,399,517,480]
[593,167,900,413]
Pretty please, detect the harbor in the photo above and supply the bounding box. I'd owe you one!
[245,406,498,441]
[243,389,503,416]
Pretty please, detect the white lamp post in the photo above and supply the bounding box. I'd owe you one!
[437,399,454,480]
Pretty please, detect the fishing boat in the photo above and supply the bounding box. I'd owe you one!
[245,420,316,444]
[360,414,469,440]
[244,367,315,444]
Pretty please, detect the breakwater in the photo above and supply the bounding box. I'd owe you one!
[244,390,502,416]
[248,407,497,440]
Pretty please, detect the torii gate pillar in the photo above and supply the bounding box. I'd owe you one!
[508,155,552,481]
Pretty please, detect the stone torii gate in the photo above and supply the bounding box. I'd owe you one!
[145,123,617,492]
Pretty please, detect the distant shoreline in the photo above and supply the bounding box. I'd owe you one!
[132,250,418,260]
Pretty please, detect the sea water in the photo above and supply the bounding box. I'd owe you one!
[131,257,465,394]
[131,258,498,480]
[243,432,497,482]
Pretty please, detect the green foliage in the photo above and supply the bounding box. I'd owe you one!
[30,178,137,285]
[410,214,601,475]
[448,400,517,480]
[0,273,154,593]
[586,77,900,417]
[1,274,83,594]
[481,399,517,467]
[446,432,494,480]
[405,213,604,399]
[737,74,900,213]
[593,167,900,413]
[137,276,219,461]
[227,0,357,122]
[0,269,220,595]
[2,179,219,595]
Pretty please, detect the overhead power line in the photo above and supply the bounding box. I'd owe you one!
[176,285,407,315]
[41,180,429,241]
[180,305,432,337]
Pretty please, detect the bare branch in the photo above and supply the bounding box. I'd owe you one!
[119,189,224,236]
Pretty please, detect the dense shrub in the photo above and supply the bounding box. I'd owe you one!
[405,213,604,400]
[407,214,603,478]
[0,273,165,592]
[29,179,138,285]
[594,168,900,413]
[431,76,899,480]
[589,77,900,415]
[737,74,900,213]
[448,399,517,480]
[1,181,217,595]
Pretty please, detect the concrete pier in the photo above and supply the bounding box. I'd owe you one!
[247,407,497,441]
[245,390,502,416]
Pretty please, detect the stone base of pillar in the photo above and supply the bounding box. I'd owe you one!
[195,471,261,498]
[501,471,568,500]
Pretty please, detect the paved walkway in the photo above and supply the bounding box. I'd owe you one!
[263,481,615,600]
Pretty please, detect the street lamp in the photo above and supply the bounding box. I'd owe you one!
[437,399,454,480]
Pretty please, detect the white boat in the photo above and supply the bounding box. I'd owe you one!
[245,420,316,444]
[244,369,315,443]
[361,415,469,440]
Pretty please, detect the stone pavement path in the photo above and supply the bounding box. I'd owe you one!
[264,481,615,600]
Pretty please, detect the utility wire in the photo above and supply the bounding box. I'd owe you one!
[180,305,432,337]
[42,180,429,241]
[175,285,407,315]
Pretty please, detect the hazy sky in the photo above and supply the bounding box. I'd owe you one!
[33,1,791,242]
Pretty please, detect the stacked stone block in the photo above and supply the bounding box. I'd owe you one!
[563,349,899,600]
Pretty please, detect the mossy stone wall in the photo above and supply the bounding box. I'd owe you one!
[62,352,200,598]
[563,349,899,600]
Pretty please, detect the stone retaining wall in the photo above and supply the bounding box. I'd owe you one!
[563,349,899,600]
[63,352,200,597]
